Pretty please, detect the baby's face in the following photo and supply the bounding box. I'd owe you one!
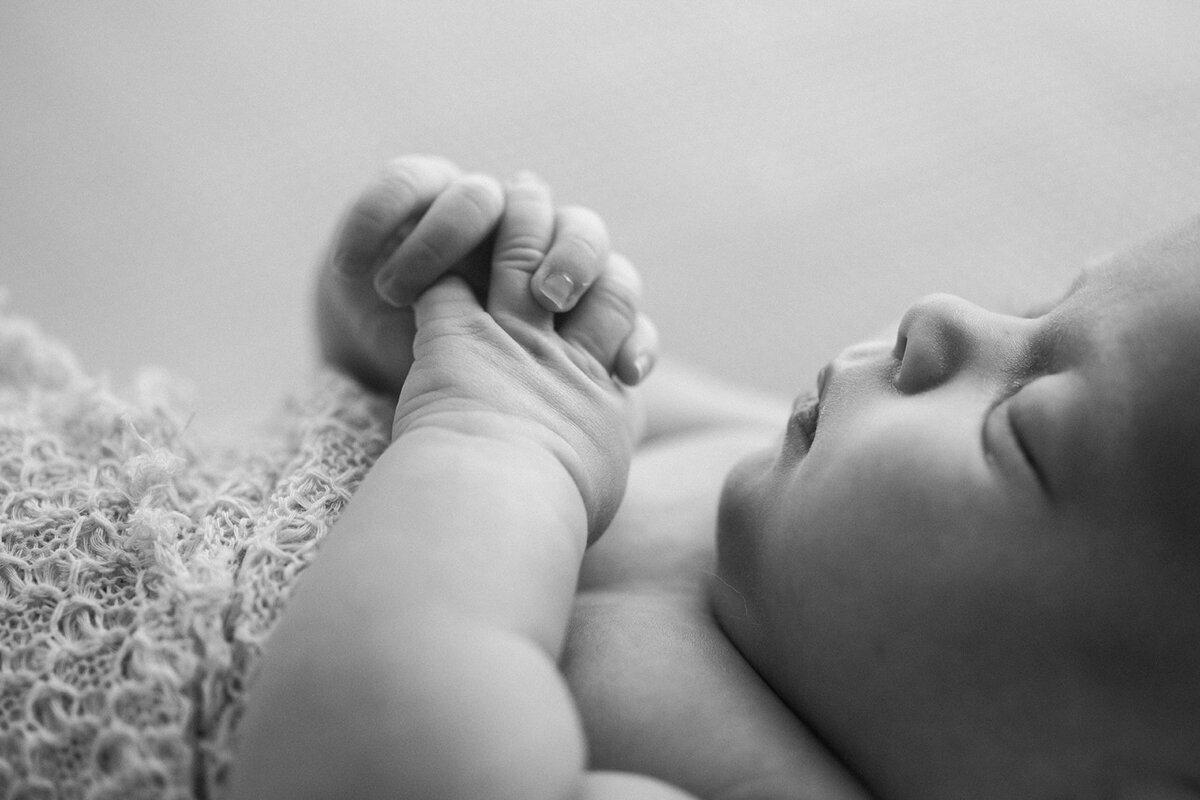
[712,221,1200,789]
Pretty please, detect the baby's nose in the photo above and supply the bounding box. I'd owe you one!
[893,293,978,393]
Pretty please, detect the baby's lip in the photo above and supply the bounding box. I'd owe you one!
[790,390,816,418]
[817,362,832,402]
[787,390,820,450]
[786,362,832,454]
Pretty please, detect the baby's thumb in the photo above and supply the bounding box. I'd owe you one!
[412,274,481,330]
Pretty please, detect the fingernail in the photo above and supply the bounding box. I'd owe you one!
[374,269,407,307]
[539,272,575,311]
[633,353,654,383]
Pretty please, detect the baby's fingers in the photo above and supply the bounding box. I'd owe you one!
[559,252,643,379]
[375,173,505,307]
[333,155,461,277]
[488,172,556,325]
[533,206,610,314]
[614,313,659,386]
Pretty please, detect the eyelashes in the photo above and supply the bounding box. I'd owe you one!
[1007,404,1047,491]
[994,392,1052,495]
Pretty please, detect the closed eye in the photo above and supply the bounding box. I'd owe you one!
[984,382,1051,497]
[1005,400,1050,494]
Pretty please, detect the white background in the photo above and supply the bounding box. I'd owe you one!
[2,2,1198,438]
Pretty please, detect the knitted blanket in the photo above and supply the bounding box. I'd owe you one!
[0,308,393,799]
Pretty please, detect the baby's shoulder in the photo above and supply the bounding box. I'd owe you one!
[563,589,869,800]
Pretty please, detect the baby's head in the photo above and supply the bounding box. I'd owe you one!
[712,218,1200,798]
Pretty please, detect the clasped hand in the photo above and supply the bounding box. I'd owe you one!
[316,155,659,539]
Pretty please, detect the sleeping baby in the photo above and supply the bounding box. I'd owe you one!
[231,155,1200,800]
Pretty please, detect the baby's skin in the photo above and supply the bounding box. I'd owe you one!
[233,158,1200,800]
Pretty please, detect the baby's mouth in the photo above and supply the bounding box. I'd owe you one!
[784,363,831,458]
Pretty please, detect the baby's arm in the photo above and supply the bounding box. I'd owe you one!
[232,177,693,800]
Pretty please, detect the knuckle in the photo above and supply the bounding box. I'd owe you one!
[595,280,638,321]
[495,236,547,270]
[589,261,641,317]
[560,204,606,232]
[511,169,549,193]
[345,178,407,231]
[547,240,599,276]
[349,192,396,234]
[549,206,609,275]
[606,253,643,298]
[379,156,459,206]
[452,174,503,223]
[385,154,455,179]
[571,329,609,361]
[558,206,609,246]
[384,154,420,174]
[505,177,553,217]
[377,169,422,212]
[382,159,421,191]
[546,236,604,278]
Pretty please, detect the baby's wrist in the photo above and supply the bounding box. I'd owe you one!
[394,405,567,462]
[394,408,586,501]
[392,405,625,542]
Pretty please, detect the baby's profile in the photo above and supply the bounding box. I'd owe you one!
[231,155,1200,799]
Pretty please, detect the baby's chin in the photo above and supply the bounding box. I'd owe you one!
[716,445,775,546]
[710,447,776,619]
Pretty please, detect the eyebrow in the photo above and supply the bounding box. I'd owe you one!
[1018,267,1091,320]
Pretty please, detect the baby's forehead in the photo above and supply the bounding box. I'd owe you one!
[1081,223,1200,367]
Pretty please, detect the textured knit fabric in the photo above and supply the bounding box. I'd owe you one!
[0,309,392,799]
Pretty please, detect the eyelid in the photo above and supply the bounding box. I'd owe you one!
[1005,401,1051,494]
[984,391,1051,496]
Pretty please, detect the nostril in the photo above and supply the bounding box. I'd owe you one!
[895,317,960,394]
[891,293,974,393]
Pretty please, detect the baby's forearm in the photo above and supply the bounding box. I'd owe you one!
[318,427,587,649]
[231,429,591,800]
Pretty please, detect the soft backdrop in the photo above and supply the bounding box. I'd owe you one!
[2,1,1198,438]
